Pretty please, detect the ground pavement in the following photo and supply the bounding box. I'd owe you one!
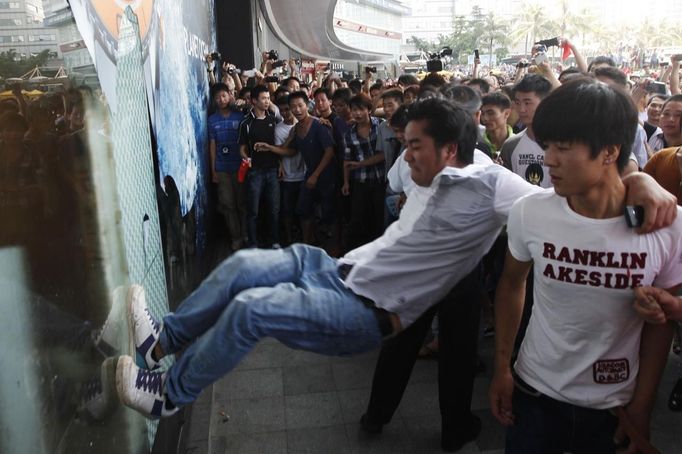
[180,334,682,453]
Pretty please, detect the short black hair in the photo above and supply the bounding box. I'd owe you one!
[273,86,290,101]
[275,95,290,107]
[398,74,419,86]
[381,88,403,103]
[211,82,230,98]
[370,82,383,92]
[313,87,331,99]
[647,94,669,105]
[587,56,616,72]
[404,86,419,98]
[406,97,477,165]
[661,94,682,111]
[440,84,481,116]
[513,74,552,99]
[558,66,582,82]
[332,87,352,105]
[481,91,512,110]
[533,78,637,173]
[593,66,628,88]
[466,78,491,94]
[348,79,363,94]
[238,87,251,99]
[282,76,300,86]
[389,105,409,130]
[349,93,373,111]
[250,84,270,100]
[420,72,446,89]
[288,90,309,105]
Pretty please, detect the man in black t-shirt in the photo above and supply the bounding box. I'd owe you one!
[239,85,281,248]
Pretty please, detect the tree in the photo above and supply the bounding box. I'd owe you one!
[407,35,434,53]
[510,3,559,54]
[438,8,488,64]
[480,12,510,67]
[0,49,51,80]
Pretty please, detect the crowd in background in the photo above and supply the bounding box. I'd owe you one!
[204,38,682,431]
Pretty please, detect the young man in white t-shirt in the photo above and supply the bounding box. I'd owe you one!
[499,74,553,187]
[490,78,682,453]
[274,95,303,245]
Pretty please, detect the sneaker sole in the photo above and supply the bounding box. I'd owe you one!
[115,355,136,408]
[126,285,149,369]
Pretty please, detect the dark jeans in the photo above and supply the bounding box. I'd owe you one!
[246,168,280,246]
[281,180,303,218]
[506,378,618,454]
[348,180,385,249]
[281,180,302,245]
[296,178,336,225]
[364,268,482,438]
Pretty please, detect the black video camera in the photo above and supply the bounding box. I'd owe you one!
[426,46,453,73]
[267,49,279,61]
[210,52,221,61]
[426,59,443,72]
[272,60,287,69]
[365,66,377,74]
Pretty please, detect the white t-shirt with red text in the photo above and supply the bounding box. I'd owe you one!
[508,190,682,409]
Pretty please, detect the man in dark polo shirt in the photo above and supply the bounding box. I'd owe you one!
[262,91,337,245]
[239,84,281,248]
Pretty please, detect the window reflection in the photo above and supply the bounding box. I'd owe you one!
[0,87,146,452]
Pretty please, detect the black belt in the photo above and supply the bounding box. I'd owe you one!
[338,264,393,338]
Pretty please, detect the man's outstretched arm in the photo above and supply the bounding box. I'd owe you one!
[493,168,676,234]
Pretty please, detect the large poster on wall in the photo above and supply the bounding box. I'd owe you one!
[69,0,215,237]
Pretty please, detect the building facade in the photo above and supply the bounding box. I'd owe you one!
[0,0,57,58]
[43,0,93,71]
[333,0,409,57]
[401,0,455,45]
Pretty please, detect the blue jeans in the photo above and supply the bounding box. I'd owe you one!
[158,244,384,406]
[246,167,280,246]
[506,377,618,454]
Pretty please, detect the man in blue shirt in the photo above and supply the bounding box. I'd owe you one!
[208,83,245,250]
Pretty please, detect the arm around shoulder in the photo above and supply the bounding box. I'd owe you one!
[499,135,521,171]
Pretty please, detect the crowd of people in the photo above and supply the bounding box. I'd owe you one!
[109,39,682,454]
[3,36,682,452]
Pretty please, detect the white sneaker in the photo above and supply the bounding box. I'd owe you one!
[272,243,282,249]
[115,356,177,419]
[127,284,162,370]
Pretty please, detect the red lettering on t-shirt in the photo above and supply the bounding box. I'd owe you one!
[573,268,588,285]
[589,251,607,267]
[572,249,590,266]
[557,266,573,283]
[543,263,556,279]
[543,242,556,260]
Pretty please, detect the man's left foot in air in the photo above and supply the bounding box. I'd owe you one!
[115,355,178,419]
